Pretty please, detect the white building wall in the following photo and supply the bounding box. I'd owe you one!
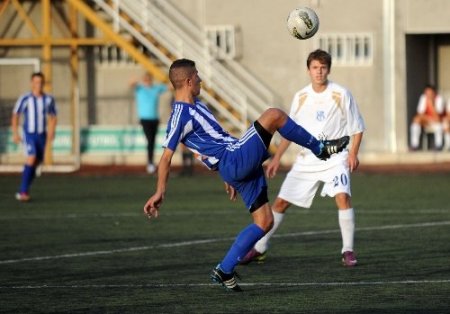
[174,0,450,154]
[176,0,387,152]
[2,0,450,158]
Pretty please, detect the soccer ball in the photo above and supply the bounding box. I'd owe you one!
[286,7,319,40]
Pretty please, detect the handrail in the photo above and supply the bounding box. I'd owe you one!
[152,0,278,106]
[93,0,279,132]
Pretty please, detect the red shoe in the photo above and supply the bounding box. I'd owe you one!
[342,251,357,267]
[239,248,267,265]
[15,192,31,202]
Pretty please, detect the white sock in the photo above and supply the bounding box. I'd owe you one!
[410,123,421,148]
[254,211,285,254]
[338,208,355,254]
[445,132,450,149]
[432,123,443,148]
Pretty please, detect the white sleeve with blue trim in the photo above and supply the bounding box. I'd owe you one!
[163,104,192,151]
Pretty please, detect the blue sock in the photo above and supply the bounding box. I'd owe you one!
[19,165,36,193]
[278,117,323,155]
[219,224,265,274]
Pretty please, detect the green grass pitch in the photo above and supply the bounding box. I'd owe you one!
[0,171,449,313]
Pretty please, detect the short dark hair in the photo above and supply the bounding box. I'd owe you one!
[169,59,196,89]
[424,84,436,92]
[31,72,45,81]
[307,49,332,69]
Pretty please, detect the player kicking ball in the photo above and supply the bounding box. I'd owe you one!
[143,58,349,292]
[240,49,365,268]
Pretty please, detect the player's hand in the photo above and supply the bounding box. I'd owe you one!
[266,158,280,178]
[348,152,360,172]
[143,192,164,220]
[12,133,21,144]
[224,182,237,201]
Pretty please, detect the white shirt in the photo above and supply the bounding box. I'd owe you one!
[416,94,445,115]
[288,81,365,172]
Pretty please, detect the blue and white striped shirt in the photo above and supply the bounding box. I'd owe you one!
[13,93,57,135]
[163,100,238,170]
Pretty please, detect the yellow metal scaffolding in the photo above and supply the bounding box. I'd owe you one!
[0,0,168,164]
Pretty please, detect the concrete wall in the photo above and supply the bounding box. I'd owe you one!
[2,0,450,160]
[175,0,387,152]
[403,0,450,33]
[174,0,450,154]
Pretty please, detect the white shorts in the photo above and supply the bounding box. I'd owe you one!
[278,163,351,208]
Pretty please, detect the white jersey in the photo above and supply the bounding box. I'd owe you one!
[416,94,445,115]
[288,81,365,172]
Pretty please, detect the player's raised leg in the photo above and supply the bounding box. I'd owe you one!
[257,108,349,160]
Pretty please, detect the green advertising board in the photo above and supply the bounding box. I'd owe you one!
[0,126,166,154]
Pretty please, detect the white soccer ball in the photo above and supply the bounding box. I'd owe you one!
[286,7,319,40]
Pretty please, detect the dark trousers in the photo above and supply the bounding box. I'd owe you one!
[140,119,159,164]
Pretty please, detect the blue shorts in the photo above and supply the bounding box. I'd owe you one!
[23,132,47,161]
[218,125,271,210]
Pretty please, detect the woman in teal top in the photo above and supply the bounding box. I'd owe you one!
[131,73,168,173]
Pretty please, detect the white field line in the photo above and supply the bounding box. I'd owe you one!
[273,220,450,239]
[0,220,449,265]
[0,239,230,265]
[0,279,449,290]
[0,208,449,220]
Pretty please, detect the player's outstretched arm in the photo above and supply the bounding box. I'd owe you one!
[266,138,291,178]
[144,148,175,219]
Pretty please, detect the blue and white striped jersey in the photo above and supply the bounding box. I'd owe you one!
[13,93,57,135]
[163,100,237,169]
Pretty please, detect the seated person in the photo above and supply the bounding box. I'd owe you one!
[410,85,444,150]
[443,98,450,150]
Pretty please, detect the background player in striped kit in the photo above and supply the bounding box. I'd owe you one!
[240,49,365,267]
[143,58,349,291]
[11,72,57,201]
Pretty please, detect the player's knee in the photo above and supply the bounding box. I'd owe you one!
[260,214,274,233]
[257,108,288,134]
[250,191,273,232]
[265,108,286,124]
[272,197,290,213]
[252,209,273,232]
[26,156,37,166]
[335,193,351,208]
